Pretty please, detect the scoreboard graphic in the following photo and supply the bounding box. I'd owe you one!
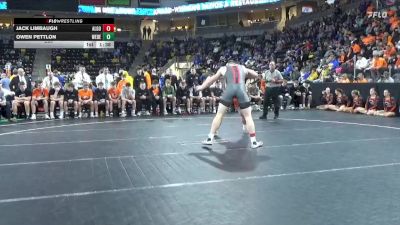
[13,18,115,49]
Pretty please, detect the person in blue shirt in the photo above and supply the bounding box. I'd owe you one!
[0,73,11,90]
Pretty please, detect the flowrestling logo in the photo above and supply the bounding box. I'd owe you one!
[367,11,388,18]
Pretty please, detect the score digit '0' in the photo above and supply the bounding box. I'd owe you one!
[102,24,115,32]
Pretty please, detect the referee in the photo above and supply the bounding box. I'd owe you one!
[259,61,284,120]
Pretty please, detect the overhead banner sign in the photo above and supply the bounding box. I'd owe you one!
[78,0,280,16]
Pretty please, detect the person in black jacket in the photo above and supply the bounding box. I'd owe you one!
[150,80,163,116]
[289,80,303,109]
[176,80,190,114]
[279,80,292,110]
[94,82,109,117]
[134,69,145,90]
[10,68,32,92]
[186,67,199,89]
[136,81,151,116]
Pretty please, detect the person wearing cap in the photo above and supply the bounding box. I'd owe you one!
[260,61,284,120]
[49,81,64,119]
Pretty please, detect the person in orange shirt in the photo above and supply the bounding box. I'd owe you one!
[351,42,361,54]
[362,34,376,46]
[371,52,388,81]
[338,74,351,83]
[108,81,121,116]
[78,82,94,118]
[260,79,266,95]
[384,45,396,59]
[117,74,128,93]
[354,73,368,83]
[144,69,152,89]
[31,80,50,120]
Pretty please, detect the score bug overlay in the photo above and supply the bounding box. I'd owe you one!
[13,18,115,49]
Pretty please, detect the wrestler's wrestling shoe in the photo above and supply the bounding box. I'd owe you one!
[202,138,213,145]
[251,141,263,149]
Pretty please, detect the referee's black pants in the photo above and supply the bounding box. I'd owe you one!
[262,87,280,117]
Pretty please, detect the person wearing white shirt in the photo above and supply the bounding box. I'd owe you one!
[95,67,114,89]
[73,66,91,89]
[0,82,15,121]
[355,55,369,71]
[42,71,60,90]
[378,72,395,83]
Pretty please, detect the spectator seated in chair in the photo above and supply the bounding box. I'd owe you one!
[78,82,94,118]
[30,80,50,120]
[0,82,14,122]
[94,81,109,117]
[211,80,223,111]
[202,87,215,113]
[279,80,292,110]
[12,81,32,119]
[190,85,204,114]
[150,80,163,116]
[49,81,64,119]
[290,80,303,109]
[301,81,312,109]
[136,81,151,116]
[63,83,79,118]
[162,79,177,115]
[121,82,136,117]
[247,82,262,111]
[176,80,191,114]
[108,81,121,117]
[374,89,397,117]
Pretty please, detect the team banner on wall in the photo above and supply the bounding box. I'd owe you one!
[79,0,280,16]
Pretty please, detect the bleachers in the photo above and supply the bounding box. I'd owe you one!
[50,41,141,80]
[0,39,36,75]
